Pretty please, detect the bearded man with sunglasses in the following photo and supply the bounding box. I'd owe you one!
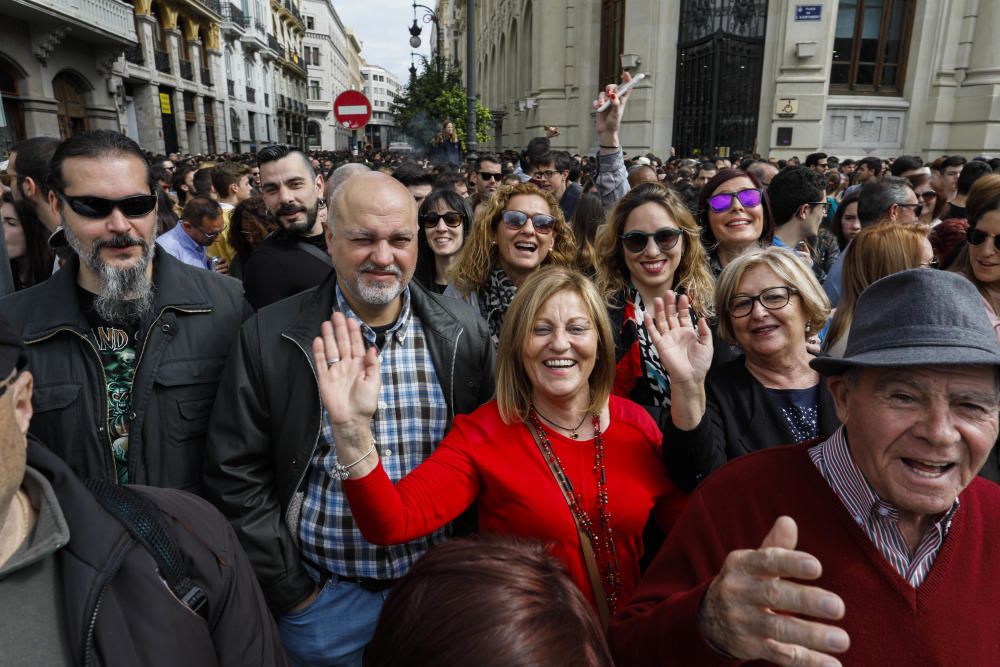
[0,130,251,492]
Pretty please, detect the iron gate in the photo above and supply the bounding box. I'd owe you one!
[673,0,768,158]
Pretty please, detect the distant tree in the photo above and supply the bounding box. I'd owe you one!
[391,55,492,151]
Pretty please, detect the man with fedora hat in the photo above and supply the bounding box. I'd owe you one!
[610,269,1000,666]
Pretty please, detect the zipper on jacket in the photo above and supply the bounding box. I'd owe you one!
[449,327,463,423]
[281,333,324,506]
[28,328,116,480]
[82,536,133,666]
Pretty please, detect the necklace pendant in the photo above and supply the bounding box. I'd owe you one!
[570,431,578,439]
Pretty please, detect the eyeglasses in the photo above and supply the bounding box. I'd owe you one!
[896,202,924,218]
[917,191,939,202]
[501,209,556,234]
[532,170,560,179]
[728,286,798,318]
[807,201,831,214]
[186,222,221,240]
[419,211,464,228]
[58,191,157,219]
[967,228,1000,251]
[707,188,763,213]
[620,228,684,254]
[477,172,502,181]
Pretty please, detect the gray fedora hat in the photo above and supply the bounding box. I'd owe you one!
[811,268,1000,375]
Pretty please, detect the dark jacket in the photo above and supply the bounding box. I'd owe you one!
[0,252,252,492]
[659,355,841,492]
[25,439,287,667]
[203,273,496,615]
[242,232,332,310]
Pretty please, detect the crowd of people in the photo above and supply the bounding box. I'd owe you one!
[2,70,1000,666]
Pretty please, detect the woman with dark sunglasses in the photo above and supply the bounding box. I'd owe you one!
[950,174,1000,342]
[697,168,776,277]
[414,188,473,294]
[446,182,577,346]
[593,182,716,420]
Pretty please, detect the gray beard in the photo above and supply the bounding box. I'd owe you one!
[352,261,405,305]
[63,222,157,322]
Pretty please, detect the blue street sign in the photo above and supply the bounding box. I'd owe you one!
[795,5,822,21]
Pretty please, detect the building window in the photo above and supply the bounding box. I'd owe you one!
[306,15,314,30]
[309,79,320,99]
[831,0,915,95]
[599,0,626,92]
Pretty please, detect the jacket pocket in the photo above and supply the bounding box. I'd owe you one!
[154,358,227,448]
[31,383,86,471]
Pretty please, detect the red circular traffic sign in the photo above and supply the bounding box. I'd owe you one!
[334,90,372,130]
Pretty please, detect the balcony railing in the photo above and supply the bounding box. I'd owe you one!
[123,43,143,65]
[246,86,256,103]
[227,79,235,96]
[29,0,137,43]
[201,68,212,86]
[267,34,281,53]
[154,49,170,73]
[180,60,194,81]
[194,0,222,14]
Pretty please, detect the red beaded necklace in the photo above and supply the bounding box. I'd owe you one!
[529,408,623,613]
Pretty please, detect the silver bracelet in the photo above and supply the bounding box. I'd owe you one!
[333,440,377,481]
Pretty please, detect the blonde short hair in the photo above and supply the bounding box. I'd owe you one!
[715,246,831,345]
[496,266,615,424]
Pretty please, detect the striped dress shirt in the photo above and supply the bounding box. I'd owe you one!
[808,427,958,587]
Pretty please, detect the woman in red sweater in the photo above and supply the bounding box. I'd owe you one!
[311,266,685,622]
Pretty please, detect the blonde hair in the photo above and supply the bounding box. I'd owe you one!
[496,266,615,424]
[827,222,931,346]
[448,182,577,295]
[714,246,831,345]
[594,182,715,317]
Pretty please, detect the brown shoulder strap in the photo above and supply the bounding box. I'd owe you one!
[525,419,610,630]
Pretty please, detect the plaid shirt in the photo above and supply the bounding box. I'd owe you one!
[298,285,449,579]
[809,427,958,587]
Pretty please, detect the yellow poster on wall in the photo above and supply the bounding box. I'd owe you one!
[160,93,172,114]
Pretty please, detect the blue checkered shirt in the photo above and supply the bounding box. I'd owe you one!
[298,285,449,579]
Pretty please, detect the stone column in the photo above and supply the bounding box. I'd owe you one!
[173,88,188,153]
[953,0,1000,152]
[135,83,165,153]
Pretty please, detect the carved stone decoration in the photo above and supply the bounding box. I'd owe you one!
[206,25,222,50]
[32,26,72,64]
[134,0,153,15]
[183,18,200,41]
[160,4,179,30]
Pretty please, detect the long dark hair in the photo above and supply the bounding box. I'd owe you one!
[4,193,54,290]
[696,167,775,247]
[829,189,861,250]
[414,188,472,290]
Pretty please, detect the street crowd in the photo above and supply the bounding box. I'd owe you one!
[3,72,1000,666]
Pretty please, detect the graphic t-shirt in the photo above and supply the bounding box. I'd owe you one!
[78,288,141,484]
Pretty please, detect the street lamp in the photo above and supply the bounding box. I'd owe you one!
[408,1,442,74]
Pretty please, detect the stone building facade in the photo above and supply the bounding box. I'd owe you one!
[302,0,363,151]
[361,63,402,150]
[445,0,1000,160]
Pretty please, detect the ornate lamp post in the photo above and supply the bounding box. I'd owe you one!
[408,1,442,75]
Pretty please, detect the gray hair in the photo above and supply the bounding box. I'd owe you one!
[857,175,913,226]
[325,162,370,201]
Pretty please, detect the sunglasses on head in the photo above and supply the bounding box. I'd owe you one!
[500,209,555,234]
[620,228,684,254]
[419,211,464,228]
[477,171,501,181]
[707,188,763,213]
[967,227,1000,251]
[58,191,157,219]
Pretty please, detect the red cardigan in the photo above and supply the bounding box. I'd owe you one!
[609,444,1000,666]
[343,396,687,609]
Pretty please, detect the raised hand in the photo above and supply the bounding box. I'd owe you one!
[311,312,381,428]
[700,516,850,666]
[644,291,713,386]
[593,71,632,144]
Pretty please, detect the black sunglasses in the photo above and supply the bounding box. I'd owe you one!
[619,228,684,254]
[58,191,157,219]
[895,202,924,218]
[967,228,1000,251]
[500,210,555,234]
[419,211,464,228]
[477,172,501,181]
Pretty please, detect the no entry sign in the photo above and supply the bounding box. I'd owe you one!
[334,90,372,130]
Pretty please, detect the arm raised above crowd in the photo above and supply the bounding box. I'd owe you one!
[202,317,315,616]
[593,71,634,210]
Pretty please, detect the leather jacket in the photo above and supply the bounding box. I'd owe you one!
[0,253,252,492]
[203,272,496,614]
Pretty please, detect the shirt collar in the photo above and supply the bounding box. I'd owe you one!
[334,283,412,346]
[819,426,960,528]
[174,222,206,256]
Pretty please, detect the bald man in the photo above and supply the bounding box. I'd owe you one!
[204,171,496,666]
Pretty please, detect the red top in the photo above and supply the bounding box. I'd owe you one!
[343,396,687,609]
[610,444,1000,666]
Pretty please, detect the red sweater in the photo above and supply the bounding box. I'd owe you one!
[343,396,687,609]
[609,445,1000,666]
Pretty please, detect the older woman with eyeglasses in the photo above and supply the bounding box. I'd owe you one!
[593,182,717,417]
[446,182,577,346]
[950,174,1000,342]
[698,168,777,277]
[645,246,839,491]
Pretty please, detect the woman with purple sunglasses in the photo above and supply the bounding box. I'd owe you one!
[696,168,776,277]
